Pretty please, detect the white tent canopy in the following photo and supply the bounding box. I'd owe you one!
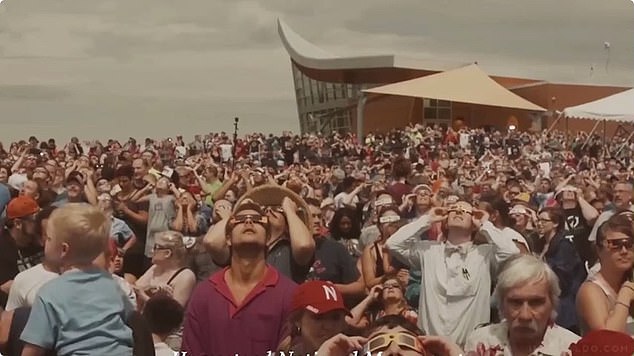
[363,64,546,112]
[562,88,634,122]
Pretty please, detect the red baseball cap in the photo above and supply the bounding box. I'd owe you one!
[569,329,634,356]
[7,196,40,220]
[291,281,351,316]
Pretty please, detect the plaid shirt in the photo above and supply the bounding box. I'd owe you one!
[16,248,44,273]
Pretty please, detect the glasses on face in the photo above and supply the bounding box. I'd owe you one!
[363,332,424,354]
[605,238,634,251]
[538,217,552,223]
[153,244,171,252]
[229,214,268,226]
[448,206,473,216]
[381,282,401,290]
[378,215,401,224]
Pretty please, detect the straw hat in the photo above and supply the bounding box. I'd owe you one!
[235,184,312,228]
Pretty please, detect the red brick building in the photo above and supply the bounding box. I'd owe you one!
[278,19,630,136]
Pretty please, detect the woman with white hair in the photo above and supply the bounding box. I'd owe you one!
[465,254,580,356]
[135,230,196,352]
[134,230,196,309]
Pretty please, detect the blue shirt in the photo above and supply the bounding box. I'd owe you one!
[20,268,134,356]
[111,217,134,246]
[0,183,11,221]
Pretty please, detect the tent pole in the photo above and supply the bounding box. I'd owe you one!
[547,112,563,134]
[581,121,601,150]
[356,93,368,146]
[615,130,634,156]
[565,116,569,147]
[603,119,606,145]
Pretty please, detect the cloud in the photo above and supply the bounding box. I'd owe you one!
[0,84,70,100]
[0,0,631,143]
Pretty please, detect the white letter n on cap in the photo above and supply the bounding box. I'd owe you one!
[322,285,337,301]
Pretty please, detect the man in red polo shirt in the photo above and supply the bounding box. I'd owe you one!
[183,202,296,356]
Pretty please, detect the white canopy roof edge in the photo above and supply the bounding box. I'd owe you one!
[562,88,634,122]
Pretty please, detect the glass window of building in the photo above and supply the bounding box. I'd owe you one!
[423,98,452,121]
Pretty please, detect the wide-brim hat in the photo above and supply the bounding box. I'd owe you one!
[235,184,312,228]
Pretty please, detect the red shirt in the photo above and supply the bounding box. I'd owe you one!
[183,266,296,356]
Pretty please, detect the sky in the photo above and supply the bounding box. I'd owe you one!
[0,0,632,143]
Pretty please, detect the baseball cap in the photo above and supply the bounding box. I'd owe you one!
[320,198,335,210]
[8,174,27,191]
[7,196,40,220]
[291,281,351,316]
[332,169,345,181]
[66,171,84,186]
[412,184,432,194]
[509,204,528,215]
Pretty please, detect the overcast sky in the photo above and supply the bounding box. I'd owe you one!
[0,0,632,143]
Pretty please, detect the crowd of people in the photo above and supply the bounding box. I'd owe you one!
[1,124,634,355]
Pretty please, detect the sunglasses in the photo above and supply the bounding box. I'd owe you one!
[230,214,268,226]
[381,282,401,290]
[153,244,171,251]
[448,207,474,216]
[379,215,401,224]
[605,238,634,251]
[363,332,424,354]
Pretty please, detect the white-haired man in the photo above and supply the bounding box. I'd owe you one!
[465,254,580,356]
[386,200,519,346]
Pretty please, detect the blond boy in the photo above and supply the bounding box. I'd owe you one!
[20,203,134,356]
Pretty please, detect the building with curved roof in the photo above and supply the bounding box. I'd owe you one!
[277,19,631,136]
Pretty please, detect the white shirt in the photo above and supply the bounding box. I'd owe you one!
[5,263,58,311]
[386,215,519,346]
[154,342,175,356]
[464,321,580,356]
[175,145,187,158]
[503,227,530,252]
[112,273,137,309]
[220,144,233,162]
[334,191,359,209]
